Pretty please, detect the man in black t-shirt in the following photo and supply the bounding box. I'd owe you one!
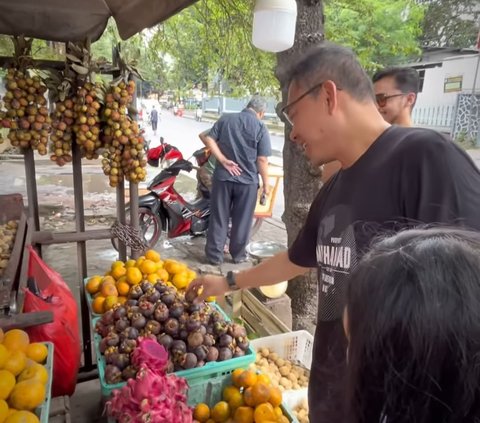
[187,43,480,423]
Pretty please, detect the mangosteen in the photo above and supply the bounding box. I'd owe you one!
[139,300,155,318]
[196,360,205,368]
[178,312,189,326]
[171,340,187,356]
[106,332,120,347]
[131,312,147,329]
[140,281,154,293]
[214,321,228,336]
[228,323,247,339]
[236,336,250,351]
[166,359,175,373]
[206,325,215,335]
[181,352,197,369]
[146,288,161,304]
[233,346,246,358]
[187,331,204,350]
[125,299,138,307]
[119,339,137,354]
[99,338,109,354]
[101,309,115,325]
[145,320,162,335]
[179,330,188,341]
[169,301,184,319]
[184,289,197,303]
[210,310,225,324]
[198,325,207,336]
[186,312,201,332]
[113,306,127,321]
[203,333,215,347]
[122,365,138,381]
[126,305,141,319]
[199,312,210,326]
[188,303,201,314]
[218,347,233,362]
[164,318,180,337]
[193,345,208,362]
[206,346,219,362]
[219,334,234,349]
[154,303,169,322]
[157,334,174,350]
[105,365,123,384]
[110,353,130,370]
[104,346,119,364]
[161,291,175,307]
[115,318,129,333]
[129,285,143,299]
[122,327,139,340]
[154,282,168,293]
[95,321,105,335]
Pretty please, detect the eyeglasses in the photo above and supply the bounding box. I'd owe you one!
[281,81,325,127]
[375,93,405,108]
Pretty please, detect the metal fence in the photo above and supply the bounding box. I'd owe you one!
[412,104,456,133]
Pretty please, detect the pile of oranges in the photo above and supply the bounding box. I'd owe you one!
[86,249,198,314]
[0,328,49,423]
[193,369,289,423]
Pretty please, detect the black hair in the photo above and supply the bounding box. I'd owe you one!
[345,228,480,423]
[372,67,420,95]
[288,42,375,102]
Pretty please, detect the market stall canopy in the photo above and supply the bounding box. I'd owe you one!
[0,0,198,42]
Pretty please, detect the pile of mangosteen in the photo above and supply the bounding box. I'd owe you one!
[94,281,250,385]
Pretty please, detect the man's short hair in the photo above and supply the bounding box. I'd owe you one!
[287,42,375,102]
[247,96,267,114]
[372,67,420,95]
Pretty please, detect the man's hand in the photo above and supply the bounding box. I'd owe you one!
[222,159,242,176]
[187,274,230,302]
[262,185,270,196]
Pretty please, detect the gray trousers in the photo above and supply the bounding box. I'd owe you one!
[206,180,258,263]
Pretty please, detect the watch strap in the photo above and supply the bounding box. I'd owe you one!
[226,271,239,291]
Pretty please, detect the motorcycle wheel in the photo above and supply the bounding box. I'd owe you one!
[111,207,163,251]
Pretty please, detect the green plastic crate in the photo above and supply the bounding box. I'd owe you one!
[94,303,256,398]
[35,342,54,423]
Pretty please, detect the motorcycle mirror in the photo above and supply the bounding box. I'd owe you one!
[160,136,165,145]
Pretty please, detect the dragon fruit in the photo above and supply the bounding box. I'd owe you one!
[106,338,192,423]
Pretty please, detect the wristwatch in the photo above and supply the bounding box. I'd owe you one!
[226,271,239,291]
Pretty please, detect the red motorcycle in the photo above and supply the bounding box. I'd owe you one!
[114,139,262,249]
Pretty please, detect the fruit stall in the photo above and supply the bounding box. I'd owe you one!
[0,1,313,422]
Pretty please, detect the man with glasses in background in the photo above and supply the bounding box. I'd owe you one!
[188,42,480,423]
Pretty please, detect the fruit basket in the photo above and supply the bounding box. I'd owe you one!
[94,303,256,398]
[83,277,103,318]
[36,341,54,423]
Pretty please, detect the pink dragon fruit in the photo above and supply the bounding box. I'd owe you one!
[131,337,168,373]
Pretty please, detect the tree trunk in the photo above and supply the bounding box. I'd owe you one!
[276,0,324,334]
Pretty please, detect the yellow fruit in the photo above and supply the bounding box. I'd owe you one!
[102,276,116,286]
[0,328,3,343]
[223,386,241,402]
[164,260,186,275]
[85,276,102,294]
[135,256,146,267]
[253,403,276,423]
[145,250,161,263]
[277,416,289,423]
[233,406,254,423]
[232,369,245,388]
[147,274,159,284]
[0,345,9,368]
[140,259,156,275]
[172,272,189,290]
[17,363,48,384]
[243,388,255,408]
[116,281,130,296]
[268,387,282,408]
[155,261,164,271]
[273,407,283,418]
[0,399,7,422]
[25,343,48,364]
[7,409,17,417]
[117,275,128,284]
[101,283,118,297]
[111,266,126,280]
[206,296,216,302]
[187,269,197,281]
[228,390,244,412]
[238,370,257,389]
[92,296,106,314]
[103,296,118,312]
[0,370,15,400]
[125,259,136,268]
[5,410,40,423]
[4,351,26,376]
[126,267,142,285]
[211,401,230,422]
[193,403,210,422]
[2,330,29,353]
[156,269,169,282]
[8,380,45,411]
[251,383,271,406]
[111,260,125,270]
[256,374,270,386]
[117,296,127,305]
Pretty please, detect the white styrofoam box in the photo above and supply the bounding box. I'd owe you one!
[283,388,308,411]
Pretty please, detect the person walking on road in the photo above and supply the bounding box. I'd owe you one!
[200,96,271,265]
[150,105,159,135]
[187,42,480,423]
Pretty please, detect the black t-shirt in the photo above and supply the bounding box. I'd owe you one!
[288,126,480,423]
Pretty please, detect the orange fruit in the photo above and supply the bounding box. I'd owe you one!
[111,265,127,280]
[223,386,241,402]
[0,370,16,400]
[125,259,137,268]
[101,283,118,297]
[228,390,244,412]
[7,409,17,417]
[140,259,157,275]
[3,351,26,376]
[126,267,142,285]
[17,363,48,384]
[156,269,169,282]
[136,256,146,267]
[206,296,216,302]
[145,250,161,263]
[233,406,254,423]
[155,261,164,271]
[256,374,271,386]
[116,281,130,296]
[273,407,283,418]
[243,388,255,408]
[5,410,40,423]
[85,276,102,294]
[102,275,116,286]
[268,387,282,408]
[117,275,128,284]
[172,272,189,290]
[0,328,3,343]
[251,383,271,406]
[0,344,9,368]
[117,296,127,305]
[232,369,245,389]
[238,370,257,389]
[103,296,118,312]
[2,330,29,353]
[253,403,276,423]
[92,296,106,314]
[8,380,46,410]
[187,269,197,281]
[111,260,125,270]
[0,399,7,422]
[147,274,160,284]
[193,403,210,422]
[277,416,289,423]
[210,401,230,422]
[25,343,48,364]
[164,259,187,275]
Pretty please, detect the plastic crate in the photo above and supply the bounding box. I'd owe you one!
[35,342,54,423]
[83,277,102,318]
[94,303,256,398]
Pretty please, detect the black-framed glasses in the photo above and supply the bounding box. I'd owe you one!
[281,81,325,127]
[375,93,405,108]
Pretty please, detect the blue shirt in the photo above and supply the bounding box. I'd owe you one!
[209,109,271,185]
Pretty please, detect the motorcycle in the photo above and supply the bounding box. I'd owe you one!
[113,139,262,249]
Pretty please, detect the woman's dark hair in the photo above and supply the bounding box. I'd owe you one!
[345,228,480,423]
